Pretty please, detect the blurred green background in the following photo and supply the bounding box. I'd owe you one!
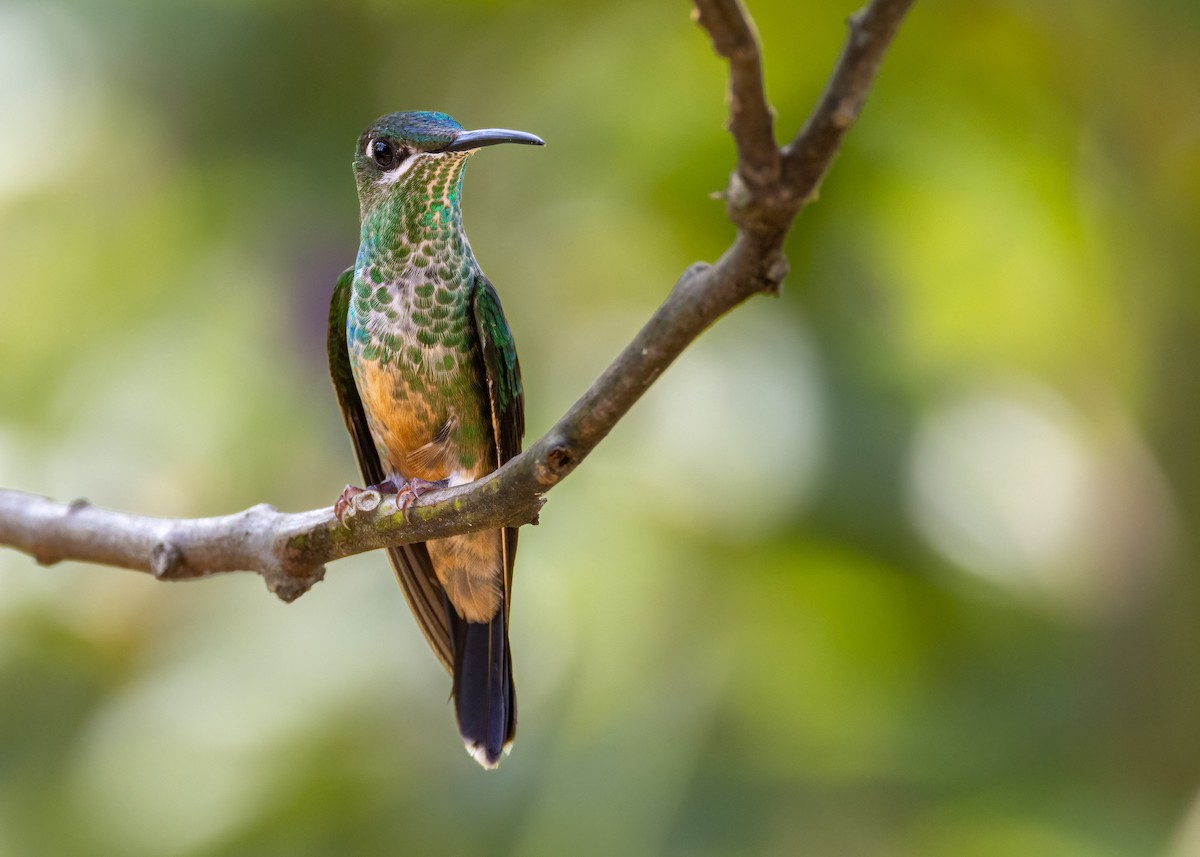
[1,0,1198,854]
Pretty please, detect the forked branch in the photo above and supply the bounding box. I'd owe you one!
[0,0,916,601]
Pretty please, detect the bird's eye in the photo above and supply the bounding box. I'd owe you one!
[370,138,396,169]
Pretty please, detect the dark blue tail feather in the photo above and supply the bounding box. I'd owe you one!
[452,611,515,768]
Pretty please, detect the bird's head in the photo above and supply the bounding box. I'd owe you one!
[353,111,542,221]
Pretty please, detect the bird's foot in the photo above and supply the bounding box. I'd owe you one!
[334,476,405,526]
[396,477,449,510]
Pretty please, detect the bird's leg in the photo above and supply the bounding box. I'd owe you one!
[395,477,450,510]
[334,475,405,525]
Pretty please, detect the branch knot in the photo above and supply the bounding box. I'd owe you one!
[150,541,185,580]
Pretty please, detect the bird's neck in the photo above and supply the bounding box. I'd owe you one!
[357,154,475,282]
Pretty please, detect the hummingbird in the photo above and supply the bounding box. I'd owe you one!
[326,111,542,768]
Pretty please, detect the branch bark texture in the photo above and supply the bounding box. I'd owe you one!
[0,0,916,601]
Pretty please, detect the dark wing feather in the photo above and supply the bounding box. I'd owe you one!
[470,275,525,610]
[328,267,454,672]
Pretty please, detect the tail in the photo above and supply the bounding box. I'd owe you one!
[452,611,516,769]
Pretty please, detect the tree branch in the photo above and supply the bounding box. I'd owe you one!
[0,0,915,601]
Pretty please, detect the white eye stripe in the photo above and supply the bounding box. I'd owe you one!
[378,153,421,185]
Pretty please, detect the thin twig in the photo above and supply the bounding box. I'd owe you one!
[693,0,780,188]
[784,0,917,201]
[0,0,915,600]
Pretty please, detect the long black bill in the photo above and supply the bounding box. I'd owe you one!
[442,128,545,152]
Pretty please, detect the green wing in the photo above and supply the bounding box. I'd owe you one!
[328,267,454,672]
[470,275,526,611]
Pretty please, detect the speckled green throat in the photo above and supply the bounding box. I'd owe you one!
[350,152,476,364]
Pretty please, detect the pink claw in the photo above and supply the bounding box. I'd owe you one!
[334,485,365,526]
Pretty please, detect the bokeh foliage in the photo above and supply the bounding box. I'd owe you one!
[2,0,1199,854]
